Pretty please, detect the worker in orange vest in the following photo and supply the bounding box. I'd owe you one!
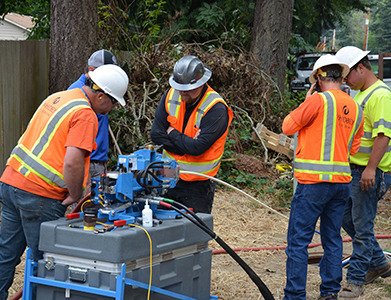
[151,55,233,213]
[0,65,128,300]
[282,54,364,300]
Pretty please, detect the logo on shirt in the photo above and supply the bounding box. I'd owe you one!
[337,105,354,129]
[53,97,61,105]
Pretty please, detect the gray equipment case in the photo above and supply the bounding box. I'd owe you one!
[36,213,213,300]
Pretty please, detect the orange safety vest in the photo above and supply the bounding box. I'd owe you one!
[7,89,94,195]
[293,90,364,183]
[163,85,233,181]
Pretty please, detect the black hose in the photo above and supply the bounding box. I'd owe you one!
[213,235,274,300]
[166,202,275,300]
[167,199,210,230]
[136,161,168,190]
[147,170,164,183]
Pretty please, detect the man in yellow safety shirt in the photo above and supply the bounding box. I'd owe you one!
[336,46,391,298]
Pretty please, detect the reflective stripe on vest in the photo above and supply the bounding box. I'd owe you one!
[9,100,91,188]
[167,89,224,128]
[360,85,391,110]
[193,92,224,128]
[358,85,391,155]
[348,98,364,152]
[163,150,222,174]
[164,86,229,177]
[294,91,359,180]
[167,89,181,117]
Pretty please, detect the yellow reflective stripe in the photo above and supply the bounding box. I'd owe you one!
[32,101,90,157]
[320,92,337,161]
[11,99,90,188]
[347,102,363,152]
[320,93,327,161]
[163,150,221,174]
[12,155,54,185]
[193,91,222,128]
[320,174,332,181]
[355,85,391,157]
[295,168,351,176]
[10,145,65,188]
[177,156,222,174]
[163,150,173,159]
[167,89,181,117]
[295,158,351,176]
[360,85,391,110]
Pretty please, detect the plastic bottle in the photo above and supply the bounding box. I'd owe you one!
[142,199,153,228]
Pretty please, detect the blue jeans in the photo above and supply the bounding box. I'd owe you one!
[284,182,350,300]
[342,167,391,286]
[0,182,67,300]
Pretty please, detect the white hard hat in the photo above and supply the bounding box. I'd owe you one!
[88,65,129,106]
[335,46,370,68]
[309,54,350,84]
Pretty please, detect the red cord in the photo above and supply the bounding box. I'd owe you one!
[212,235,391,255]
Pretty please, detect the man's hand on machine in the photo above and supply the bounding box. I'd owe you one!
[62,194,80,206]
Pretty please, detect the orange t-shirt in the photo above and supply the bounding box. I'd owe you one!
[1,108,97,200]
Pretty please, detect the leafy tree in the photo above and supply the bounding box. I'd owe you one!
[155,0,255,48]
[368,0,391,53]
[292,0,371,47]
[335,11,367,50]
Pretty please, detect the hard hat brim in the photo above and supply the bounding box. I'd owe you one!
[346,50,370,69]
[169,67,212,91]
[88,65,128,107]
[113,96,126,106]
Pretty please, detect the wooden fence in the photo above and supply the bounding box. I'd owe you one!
[0,40,49,173]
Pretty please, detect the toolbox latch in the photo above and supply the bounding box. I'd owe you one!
[68,266,88,282]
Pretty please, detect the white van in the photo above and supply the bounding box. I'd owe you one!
[350,54,391,98]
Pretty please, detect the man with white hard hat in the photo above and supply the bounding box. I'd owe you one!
[69,49,119,183]
[0,64,129,300]
[282,54,364,300]
[336,46,391,298]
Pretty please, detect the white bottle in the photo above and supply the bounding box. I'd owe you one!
[142,199,153,228]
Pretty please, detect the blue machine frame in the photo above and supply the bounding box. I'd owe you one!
[22,248,218,300]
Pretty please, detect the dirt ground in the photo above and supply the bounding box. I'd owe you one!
[209,188,391,300]
[3,158,391,299]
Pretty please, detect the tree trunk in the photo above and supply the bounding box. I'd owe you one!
[250,0,294,93]
[49,0,99,94]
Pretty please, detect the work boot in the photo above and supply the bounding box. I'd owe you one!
[364,260,391,284]
[339,283,364,298]
[317,294,338,299]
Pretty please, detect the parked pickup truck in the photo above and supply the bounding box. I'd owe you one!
[290,52,323,93]
[290,52,350,94]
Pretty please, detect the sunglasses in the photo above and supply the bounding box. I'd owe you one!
[346,64,359,78]
[105,93,117,105]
